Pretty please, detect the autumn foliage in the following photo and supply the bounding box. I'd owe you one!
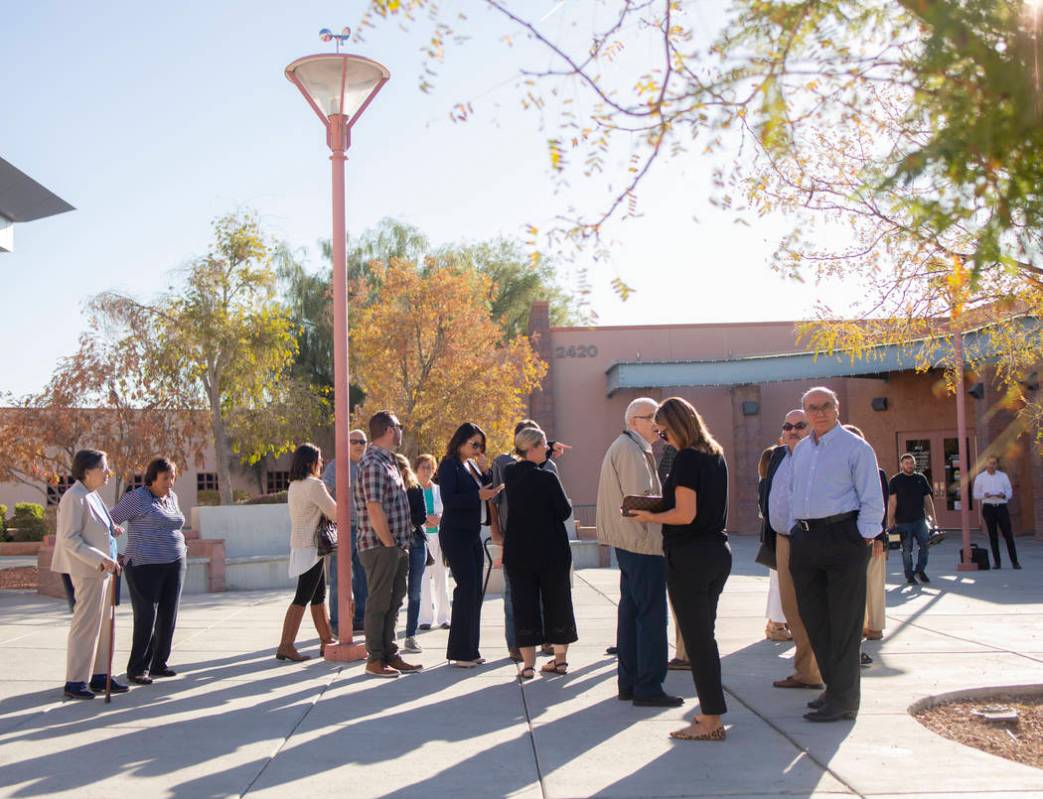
[350,259,547,459]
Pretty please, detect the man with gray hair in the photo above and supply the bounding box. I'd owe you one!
[787,386,883,722]
[596,398,682,707]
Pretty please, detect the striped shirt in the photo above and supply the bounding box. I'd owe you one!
[110,486,187,566]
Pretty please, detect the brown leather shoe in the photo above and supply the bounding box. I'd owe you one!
[365,661,400,678]
[773,676,825,689]
[387,655,423,673]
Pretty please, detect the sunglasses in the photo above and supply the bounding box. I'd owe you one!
[350,439,366,445]
[782,422,808,431]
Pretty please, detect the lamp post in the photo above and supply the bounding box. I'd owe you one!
[286,32,390,660]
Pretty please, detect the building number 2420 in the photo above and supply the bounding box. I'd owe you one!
[554,345,598,358]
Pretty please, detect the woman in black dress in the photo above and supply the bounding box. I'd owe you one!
[437,423,502,667]
[503,426,577,679]
[630,396,731,742]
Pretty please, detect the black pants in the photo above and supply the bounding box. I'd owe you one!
[506,560,577,648]
[788,521,869,713]
[291,559,326,606]
[665,540,731,716]
[982,504,1019,567]
[440,530,484,661]
[124,557,186,677]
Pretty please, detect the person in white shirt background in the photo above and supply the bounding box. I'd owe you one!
[973,456,1021,569]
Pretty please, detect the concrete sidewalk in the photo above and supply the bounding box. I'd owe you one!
[1,535,1042,798]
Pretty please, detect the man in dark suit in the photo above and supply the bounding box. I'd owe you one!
[760,409,823,690]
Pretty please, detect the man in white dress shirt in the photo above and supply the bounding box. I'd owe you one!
[973,456,1021,569]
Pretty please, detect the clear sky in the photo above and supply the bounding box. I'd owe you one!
[2,0,858,397]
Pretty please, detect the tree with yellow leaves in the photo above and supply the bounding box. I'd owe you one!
[350,258,546,459]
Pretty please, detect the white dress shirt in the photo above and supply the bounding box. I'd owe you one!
[973,470,1013,506]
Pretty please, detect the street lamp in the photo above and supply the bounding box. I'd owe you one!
[286,31,390,661]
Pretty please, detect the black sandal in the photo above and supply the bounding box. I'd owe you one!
[541,660,568,675]
[518,666,535,680]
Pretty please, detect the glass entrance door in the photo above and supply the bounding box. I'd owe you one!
[897,431,976,529]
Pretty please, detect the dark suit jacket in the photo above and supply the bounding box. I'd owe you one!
[437,458,488,535]
[758,445,789,547]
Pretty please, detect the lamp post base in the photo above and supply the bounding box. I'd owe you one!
[324,640,368,662]
[956,562,979,572]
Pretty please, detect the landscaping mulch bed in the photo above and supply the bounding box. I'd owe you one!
[0,566,38,590]
[915,694,1043,770]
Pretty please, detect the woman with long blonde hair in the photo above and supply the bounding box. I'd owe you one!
[629,397,731,742]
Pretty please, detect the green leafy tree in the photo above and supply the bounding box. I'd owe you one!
[96,212,327,504]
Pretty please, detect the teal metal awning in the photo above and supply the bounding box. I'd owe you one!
[605,320,1038,395]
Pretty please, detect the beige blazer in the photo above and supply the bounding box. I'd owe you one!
[288,476,337,551]
[51,481,113,578]
[595,431,664,557]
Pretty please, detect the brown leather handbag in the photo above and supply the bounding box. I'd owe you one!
[621,495,666,517]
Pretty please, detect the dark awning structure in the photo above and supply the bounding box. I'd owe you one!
[605,318,1040,395]
[0,157,74,222]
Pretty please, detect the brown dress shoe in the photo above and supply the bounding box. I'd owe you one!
[365,661,400,678]
[387,655,423,673]
[773,676,825,689]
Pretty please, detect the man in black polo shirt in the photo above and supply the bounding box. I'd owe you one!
[887,454,937,585]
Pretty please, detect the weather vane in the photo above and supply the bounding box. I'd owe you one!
[319,27,352,53]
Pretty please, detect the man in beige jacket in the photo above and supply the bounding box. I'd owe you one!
[596,398,682,708]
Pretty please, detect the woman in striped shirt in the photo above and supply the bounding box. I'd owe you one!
[109,457,187,685]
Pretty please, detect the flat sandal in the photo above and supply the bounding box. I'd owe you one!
[518,666,535,680]
[540,659,568,675]
[670,725,726,742]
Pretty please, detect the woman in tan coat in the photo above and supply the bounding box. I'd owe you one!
[51,449,125,699]
[277,443,338,662]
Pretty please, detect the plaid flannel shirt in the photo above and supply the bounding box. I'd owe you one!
[354,444,412,552]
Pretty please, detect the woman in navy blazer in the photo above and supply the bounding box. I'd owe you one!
[437,422,502,667]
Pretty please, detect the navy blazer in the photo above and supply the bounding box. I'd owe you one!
[437,458,488,535]
[758,445,789,539]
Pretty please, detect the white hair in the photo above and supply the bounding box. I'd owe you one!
[801,386,839,408]
[624,397,659,429]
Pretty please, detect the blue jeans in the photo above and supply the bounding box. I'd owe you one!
[345,526,367,628]
[615,548,668,700]
[898,519,930,578]
[405,534,428,637]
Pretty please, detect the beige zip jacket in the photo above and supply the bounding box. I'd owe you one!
[595,431,663,556]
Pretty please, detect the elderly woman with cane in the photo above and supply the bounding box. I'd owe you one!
[51,449,127,700]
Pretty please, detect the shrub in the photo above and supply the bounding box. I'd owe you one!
[0,503,7,537]
[233,489,253,503]
[240,491,288,505]
[195,490,220,507]
[11,502,46,542]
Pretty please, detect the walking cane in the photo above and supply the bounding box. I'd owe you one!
[105,571,117,703]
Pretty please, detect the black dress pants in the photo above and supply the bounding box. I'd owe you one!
[665,540,731,716]
[982,504,1019,567]
[124,557,186,677]
[440,530,484,661]
[505,560,577,648]
[788,521,870,713]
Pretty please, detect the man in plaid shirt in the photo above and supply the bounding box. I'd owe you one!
[354,410,421,677]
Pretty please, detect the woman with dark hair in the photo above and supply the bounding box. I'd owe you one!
[277,443,338,662]
[630,397,731,742]
[395,453,429,654]
[437,422,503,667]
[504,426,577,679]
[51,449,125,699]
[110,457,187,684]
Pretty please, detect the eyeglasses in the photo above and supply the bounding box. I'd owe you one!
[633,413,656,421]
[782,421,808,431]
[350,439,366,445]
[805,402,834,414]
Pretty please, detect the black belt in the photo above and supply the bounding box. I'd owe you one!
[795,511,859,532]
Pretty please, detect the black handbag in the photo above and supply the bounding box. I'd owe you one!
[314,516,338,557]
[755,538,777,569]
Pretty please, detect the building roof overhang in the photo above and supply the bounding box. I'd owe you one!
[605,317,1040,395]
[0,157,75,223]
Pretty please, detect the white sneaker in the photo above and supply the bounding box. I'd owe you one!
[401,637,422,653]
